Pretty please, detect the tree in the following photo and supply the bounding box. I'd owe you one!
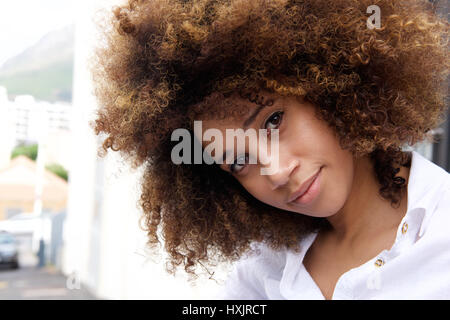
[11,143,38,161]
[11,143,69,181]
[45,163,69,182]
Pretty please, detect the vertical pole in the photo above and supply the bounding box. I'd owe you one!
[33,104,49,267]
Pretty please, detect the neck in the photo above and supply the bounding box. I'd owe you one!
[325,155,409,244]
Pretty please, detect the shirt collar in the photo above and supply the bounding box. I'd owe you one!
[405,151,449,237]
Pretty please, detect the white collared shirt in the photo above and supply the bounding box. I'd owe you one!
[218,151,450,299]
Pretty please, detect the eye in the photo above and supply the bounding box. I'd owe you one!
[229,153,249,174]
[264,111,284,131]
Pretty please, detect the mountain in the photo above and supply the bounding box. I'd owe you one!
[0,25,74,103]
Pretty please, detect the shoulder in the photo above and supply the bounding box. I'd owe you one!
[421,167,450,237]
[431,167,450,213]
[431,172,450,220]
[217,241,289,300]
[407,152,450,234]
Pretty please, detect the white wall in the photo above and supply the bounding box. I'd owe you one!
[62,0,228,299]
[0,87,14,170]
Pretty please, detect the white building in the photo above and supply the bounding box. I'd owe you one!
[12,95,71,144]
[0,86,72,170]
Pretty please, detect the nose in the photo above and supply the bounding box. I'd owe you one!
[262,154,299,190]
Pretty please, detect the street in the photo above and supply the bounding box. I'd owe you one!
[0,265,97,300]
[0,229,97,299]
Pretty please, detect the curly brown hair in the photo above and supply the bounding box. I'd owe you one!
[92,0,449,279]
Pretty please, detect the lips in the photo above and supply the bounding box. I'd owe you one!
[287,167,322,203]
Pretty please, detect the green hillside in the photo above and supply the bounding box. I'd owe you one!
[0,25,74,103]
[0,60,73,102]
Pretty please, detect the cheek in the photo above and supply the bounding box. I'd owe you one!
[311,130,355,216]
[239,176,279,207]
[312,158,354,217]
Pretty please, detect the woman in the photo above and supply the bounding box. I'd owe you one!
[92,0,450,299]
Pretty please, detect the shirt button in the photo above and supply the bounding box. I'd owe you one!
[401,222,408,234]
[374,258,385,267]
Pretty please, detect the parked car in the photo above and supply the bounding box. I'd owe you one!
[0,231,19,269]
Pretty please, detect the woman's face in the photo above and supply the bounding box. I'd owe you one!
[198,92,355,218]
